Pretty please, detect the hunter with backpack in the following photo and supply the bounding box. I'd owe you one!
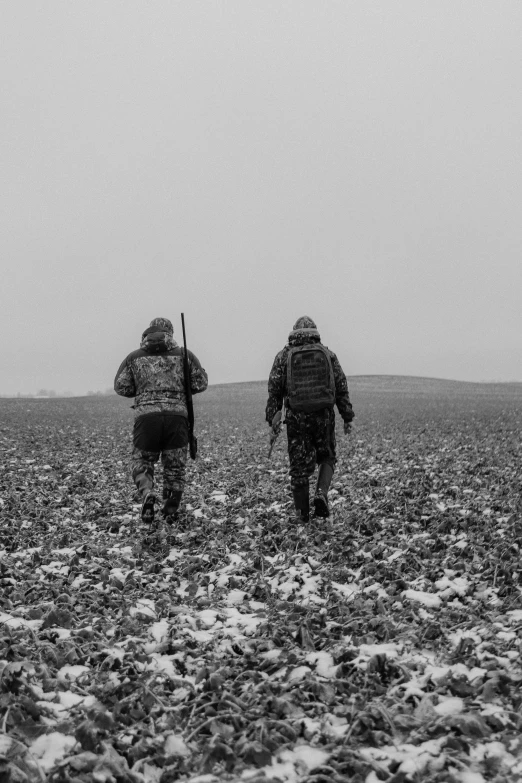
[265,316,354,523]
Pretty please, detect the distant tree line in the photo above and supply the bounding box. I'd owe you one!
[0,389,116,399]
[85,389,117,397]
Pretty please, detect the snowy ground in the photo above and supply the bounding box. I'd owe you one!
[1,378,522,782]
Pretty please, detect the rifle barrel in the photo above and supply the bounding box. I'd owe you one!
[181,313,197,459]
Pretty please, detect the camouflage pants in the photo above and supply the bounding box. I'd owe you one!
[131,413,188,496]
[286,408,336,489]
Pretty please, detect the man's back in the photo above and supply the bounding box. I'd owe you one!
[266,320,352,424]
[114,320,207,418]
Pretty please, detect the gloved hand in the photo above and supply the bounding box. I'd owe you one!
[271,410,282,434]
[343,421,352,435]
[268,410,283,457]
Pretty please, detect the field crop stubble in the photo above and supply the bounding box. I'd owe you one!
[0,377,522,781]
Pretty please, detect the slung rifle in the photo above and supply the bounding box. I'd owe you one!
[181,313,198,460]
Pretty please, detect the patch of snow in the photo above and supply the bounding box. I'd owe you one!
[433,697,464,716]
[57,665,90,683]
[224,607,265,635]
[30,732,77,771]
[164,733,190,757]
[209,490,228,503]
[454,539,469,549]
[150,620,169,644]
[331,581,361,601]
[40,562,70,576]
[360,737,445,777]
[496,631,517,641]
[448,629,482,648]
[166,547,187,561]
[53,628,72,640]
[197,609,219,628]
[435,575,469,597]
[457,772,486,783]
[227,589,247,605]
[70,574,88,589]
[470,740,512,763]
[423,662,486,684]
[260,649,282,661]
[147,654,195,685]
[0,612,42,630]
[305,651,338,679]
[403,589,441,608]
[130,598,156,620]
[288,666,311,682]
[141,762,163,782]
[298,573,322,599]
[363,582,387,597]
[185,628,214,644]
[290,745,330,769]
[356,643,401,663]
[58,691,85,709]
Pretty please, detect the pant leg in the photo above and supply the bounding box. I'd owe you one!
[286,411,317,490]
[160,414,189,494]
[131,414,163,497]
[314,408,337,470]
[161,447,188,493]
[131,447,160,497]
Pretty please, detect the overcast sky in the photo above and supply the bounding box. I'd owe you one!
[1,1,521,395]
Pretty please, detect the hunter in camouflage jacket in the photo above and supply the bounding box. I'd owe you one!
[114,317,208,524]
[114,317,208,417]
[265,325,354,426]
[265,316,354,522]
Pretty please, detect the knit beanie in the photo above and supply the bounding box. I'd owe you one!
[149,317,174,335]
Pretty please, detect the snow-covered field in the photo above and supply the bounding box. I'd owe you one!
[1,378,521,782]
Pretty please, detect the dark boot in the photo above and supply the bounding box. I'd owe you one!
[292,483,310,523]
[133,470,156,524]
[162,489,182,523]
[313,464,334,518]
[141,491,157,524]
[134,468,154,499]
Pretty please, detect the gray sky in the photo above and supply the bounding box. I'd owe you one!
[1,1,521,395]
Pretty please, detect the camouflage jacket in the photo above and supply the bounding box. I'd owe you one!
[114,329,208,418]
[265,334,354,425]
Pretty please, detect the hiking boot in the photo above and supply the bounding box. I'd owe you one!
[134,468,154,498]
[141,491,157,524]
[162,489,182,523]
[292,484,310,524]
[313,464,334,518]
[313,489,329,518]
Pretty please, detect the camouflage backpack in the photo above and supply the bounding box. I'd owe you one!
[286,344,336,413]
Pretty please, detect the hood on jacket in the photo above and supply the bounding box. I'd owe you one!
[288,315,321,346]
[140,324,177,353]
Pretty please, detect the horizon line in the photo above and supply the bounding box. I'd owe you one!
[1,373,521,399]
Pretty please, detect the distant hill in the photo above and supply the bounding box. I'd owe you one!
[200,376,522,422]
[2,376,520,402]
[210,375,522,396]
[346,375,522,395]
